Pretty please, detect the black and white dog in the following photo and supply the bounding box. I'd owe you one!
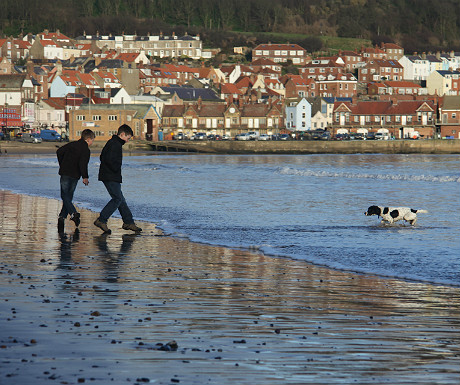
[364,205,428,225]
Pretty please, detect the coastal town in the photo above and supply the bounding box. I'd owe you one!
[1,29,460,143]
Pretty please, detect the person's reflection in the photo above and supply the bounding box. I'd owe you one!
[94,233,139,283]
[58,229,80,269]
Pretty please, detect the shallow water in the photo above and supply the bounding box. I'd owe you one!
[1,153,459,286]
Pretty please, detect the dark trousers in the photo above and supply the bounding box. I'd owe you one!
[59,175,79,218]
[99,181,134,224]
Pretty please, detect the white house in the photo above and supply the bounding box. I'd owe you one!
[110,88,131,104]
[35,99,66,131]
[285,98,312,131]
[399,55,431,81]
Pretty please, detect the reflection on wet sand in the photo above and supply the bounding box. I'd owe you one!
[0,190,459,385]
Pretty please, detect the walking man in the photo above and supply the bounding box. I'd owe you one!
[56,128,95,232]
[94,124,142,234]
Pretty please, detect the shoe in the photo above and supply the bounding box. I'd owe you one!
[58,216,65,233]
[70,212,80,227]
[94,218,111,234]
[122,223,142,232]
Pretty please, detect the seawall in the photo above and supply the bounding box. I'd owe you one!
[143,139,460,154]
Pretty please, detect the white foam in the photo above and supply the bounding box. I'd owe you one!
[278,166,460,183]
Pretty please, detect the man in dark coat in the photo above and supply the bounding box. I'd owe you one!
[94,124,142,234]
[56,128,95,232]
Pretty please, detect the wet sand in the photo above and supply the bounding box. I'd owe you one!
[0,190,459,385]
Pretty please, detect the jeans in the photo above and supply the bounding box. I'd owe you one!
[59,175,79,218]
[99,181,134,224]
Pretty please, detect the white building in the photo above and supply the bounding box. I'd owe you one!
[285,98,312,131]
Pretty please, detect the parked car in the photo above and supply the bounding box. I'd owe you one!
[374,132,389,140]
[0,132,4,140]
[349,133,364,140]
[40,129,61,142]
[247,131,260,140]
[279,134,290,140]
[235,133,251,141]
[221,134,231,140]
[365,132,376,140]
[191,132,207,140]
[334,133,349,140]
[21,133,42,143]
[258,134,271,141]
[174,133,188,140]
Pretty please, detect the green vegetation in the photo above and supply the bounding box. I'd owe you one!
[1,0,460,53]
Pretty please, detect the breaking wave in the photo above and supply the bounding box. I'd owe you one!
[278,166,460,183]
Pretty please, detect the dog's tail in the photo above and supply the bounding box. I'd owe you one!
[415,209,428,214]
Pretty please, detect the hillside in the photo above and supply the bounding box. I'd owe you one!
[1,0,460,53]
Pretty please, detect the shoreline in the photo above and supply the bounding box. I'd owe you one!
[1,189,459,384]
[2,139,460,155]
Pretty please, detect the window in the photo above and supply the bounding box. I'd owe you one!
[92,115,101,121]
[108,115,117,121]
[77,115,85,121]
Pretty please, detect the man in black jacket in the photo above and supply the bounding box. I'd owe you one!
[56,128,95,232]
[94,124,142,234]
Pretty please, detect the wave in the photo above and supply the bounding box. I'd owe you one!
[278,167,460,183]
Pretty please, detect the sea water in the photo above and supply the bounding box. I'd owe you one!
[1,153,459,286]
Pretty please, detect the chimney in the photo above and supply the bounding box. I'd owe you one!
[421,52,426,59]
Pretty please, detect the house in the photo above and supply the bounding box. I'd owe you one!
[69,103,160,141]
[438,95,460,138]
[0,57,14,74]
[49,71,99,98]
[332,99,436,138]
[252,43,309,65]
[251,58,282,73]
[75,32,203,60]
[0,38,31,62]
[220,83,243,103]
[426,70,460,96]
[161,100,283,137]
[29,39,64,60]
[284,75,314,98]
[116,52,150,66]
[299,59,345,79]
[361,46,387,61]
[368,81,426,96]
[285,98,312,131]
[156,85,222,105]
[309,97,335,130]
[398,54,440,81]
[337,50,364,72]
[316,73,358,98]
[0,74,34,133]
[96,59,140,94]
[35,98,66,131]
[91,70,122,89]
[358,59,404,82]
[381,43,404,61]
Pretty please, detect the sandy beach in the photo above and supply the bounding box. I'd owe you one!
[0,189,459,384]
